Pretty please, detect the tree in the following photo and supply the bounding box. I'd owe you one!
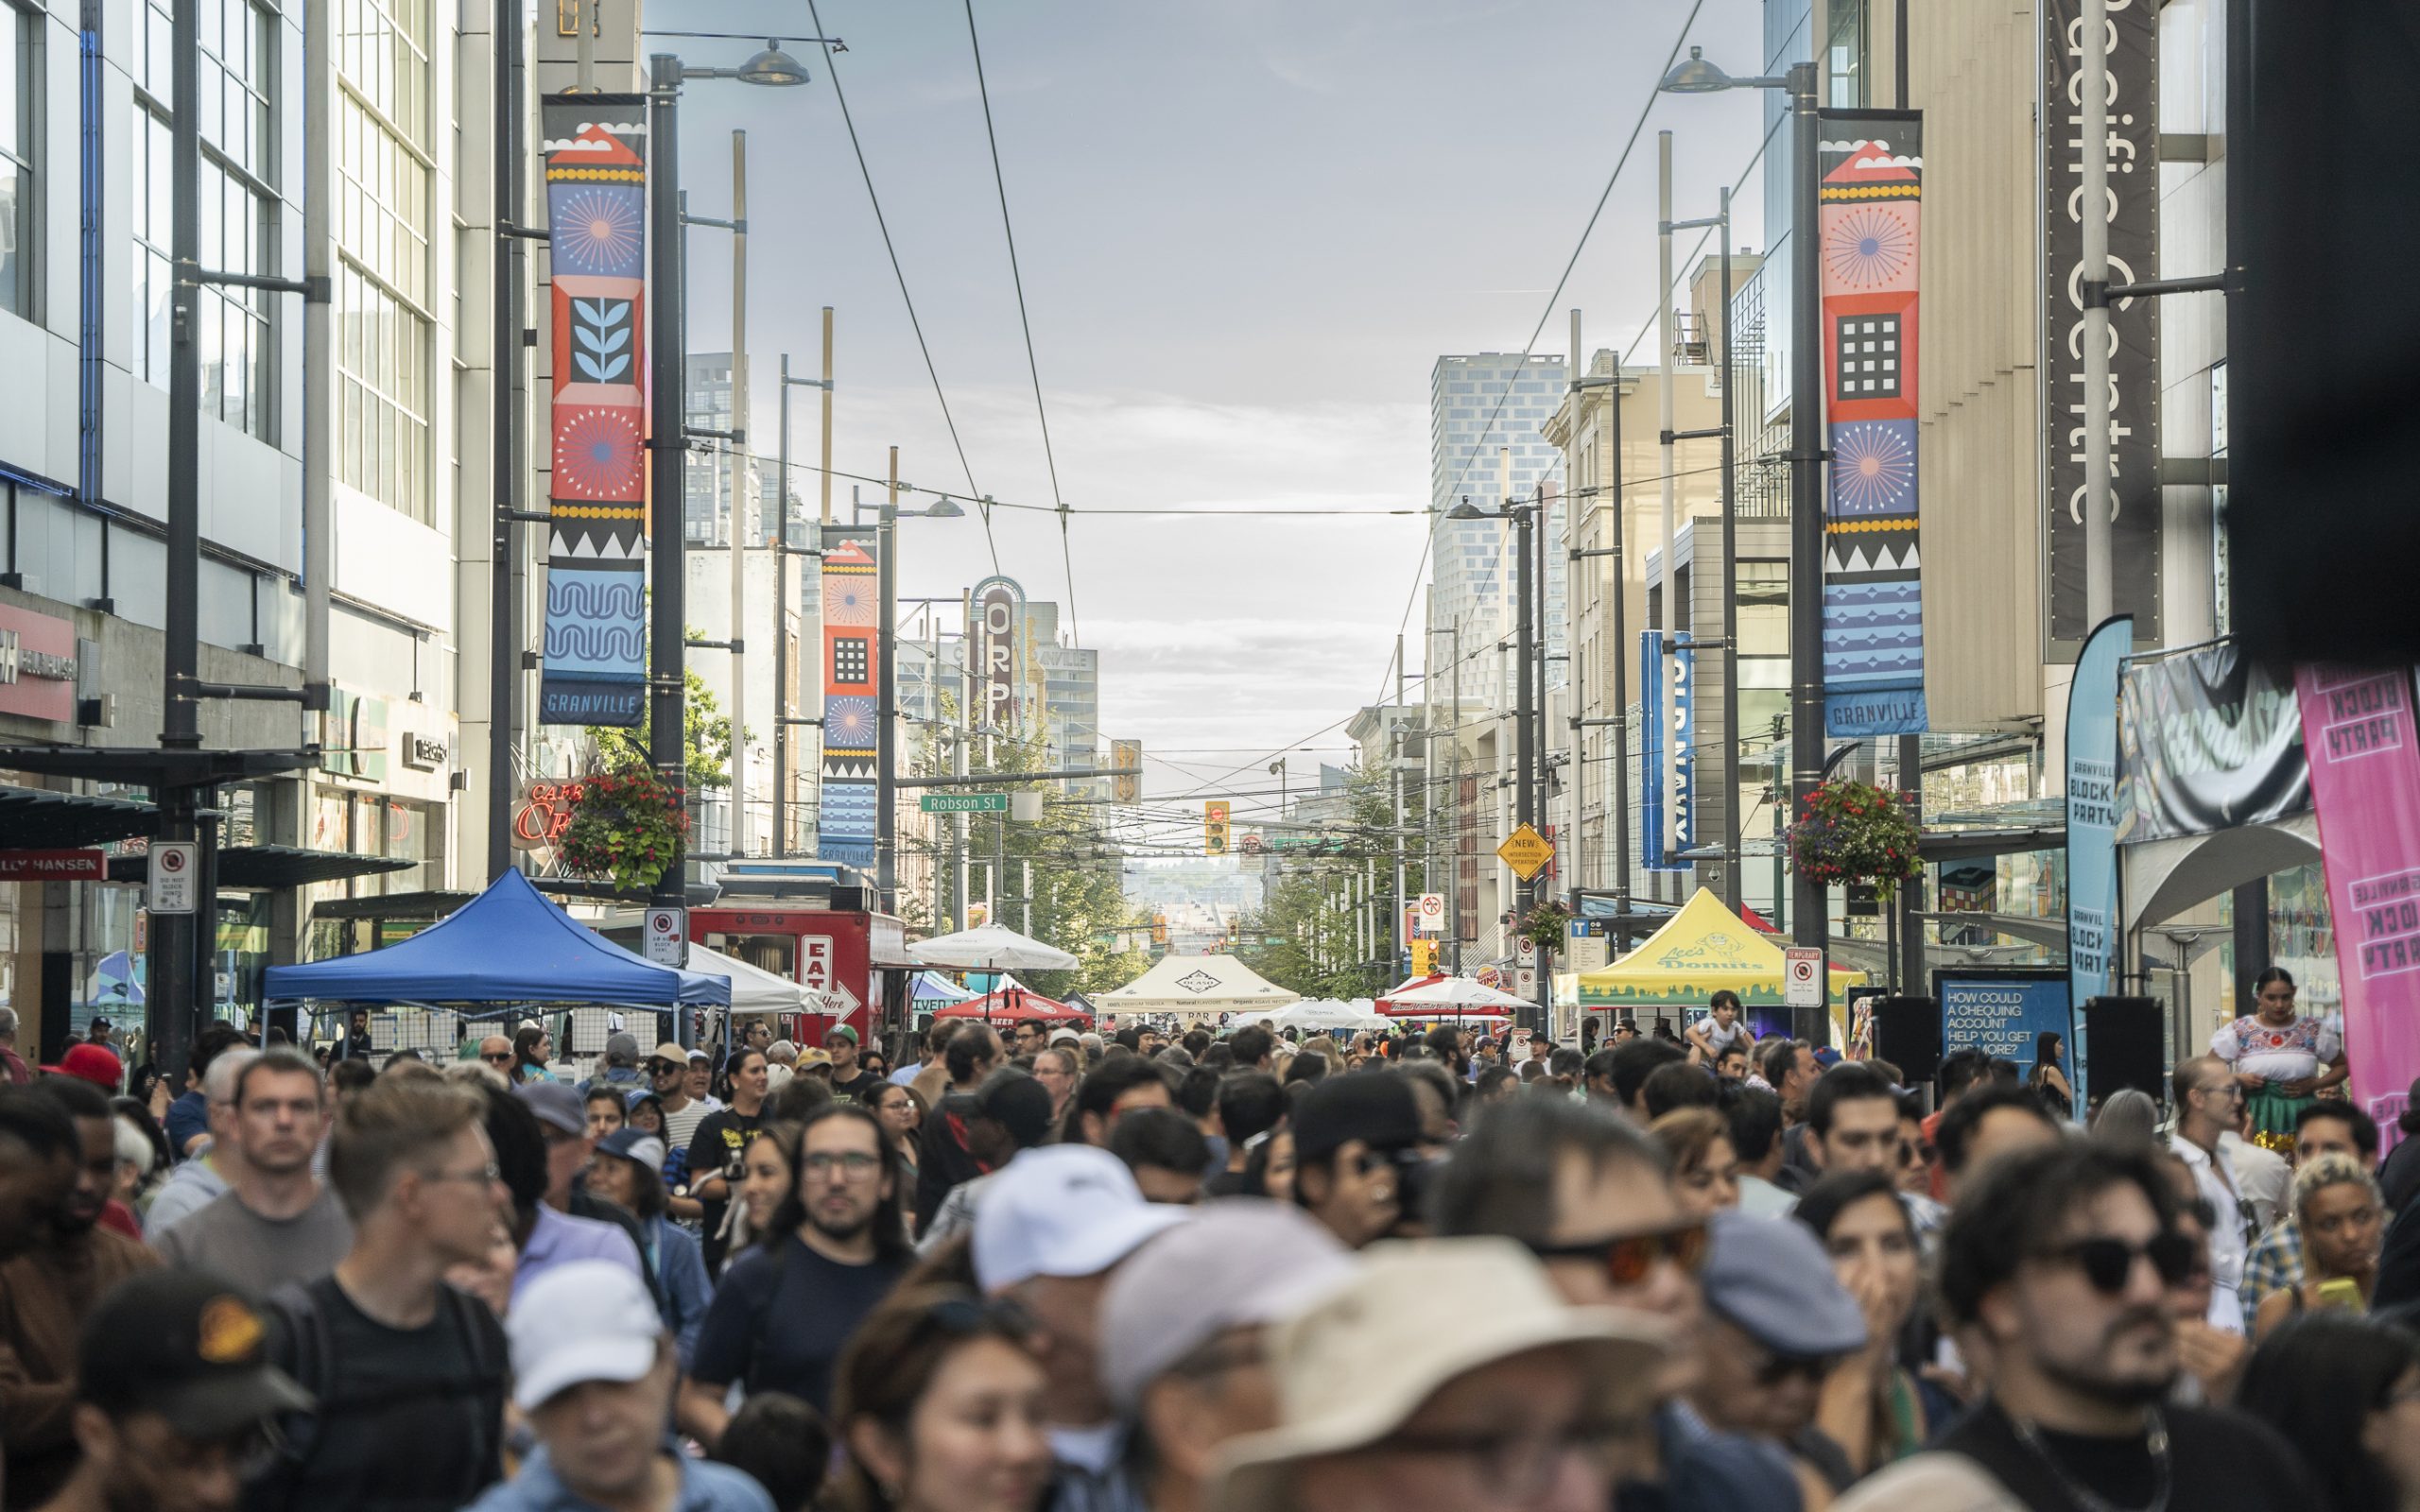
[584,627,736,786]
[900,716,1151,998]
[1237,760,1429,998]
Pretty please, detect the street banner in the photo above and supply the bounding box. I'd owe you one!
[820,532,881,869]
[1937,968,2075,1113]
[2292,665,2420,1150]
[538,95,648,726]
[1816,112,1927,736]
[2042,0,2162,648]
[2066,617,2132,1021]
[1639,632,1692,870]
[2116,642,2310,843]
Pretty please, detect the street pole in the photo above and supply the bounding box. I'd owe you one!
[727,131,749,857]
[1718,188,1742,913]
[774,352,791,856]
[648,55,688,917]
[1608,353,1632,918]
[1656,130,1678,892]
[1786,60,1828,1033]
[2081,0,2114,627]
[876,447,900,914]
[151,0,205,1079]
[487,0,523,879]
[1451,618,1463,973]
[1515,484,1537,1017]
[1393,633,1407,979]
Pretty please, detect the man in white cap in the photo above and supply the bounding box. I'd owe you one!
[1204,1236,1668,1512]
[466,1260,771,1512]
[973,1143,1187,1512]
[1098,1202,1352,1512]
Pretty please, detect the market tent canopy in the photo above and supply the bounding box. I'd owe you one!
[1382,976,1536,1013]
[263,868,731,1006]
[684,944,812,1015]
[1094,954,1299,1018]
[911,971,978,1005]
[1577,887,1864,1007]
[933,988,1086,1023]
[1270,999,1386,1032]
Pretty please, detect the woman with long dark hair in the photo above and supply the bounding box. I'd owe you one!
[679,1104,916,1450]
[2236,1312,2420,1512]
[687,1047,771,1274]
[2028,1029,2074,1117]
[826,1285,1051,1512]
[510,1023,558,1084]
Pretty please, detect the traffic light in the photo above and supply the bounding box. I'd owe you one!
[1204,800,1230,856]
[1112,740,1141,804]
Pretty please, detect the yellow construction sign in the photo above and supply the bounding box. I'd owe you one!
[1495,822,1554,881]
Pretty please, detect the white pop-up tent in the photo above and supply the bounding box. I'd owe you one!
[1270,998,1387,1033]
[1095,954,1299,1019]
[685,944,825,1015]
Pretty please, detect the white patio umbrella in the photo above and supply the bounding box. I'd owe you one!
[908,921,1079,974]
[1271,998,1387,1032]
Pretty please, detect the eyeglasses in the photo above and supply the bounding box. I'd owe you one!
[1526,1221,1710,1287]
[801,1151,882,1179]
[480,1051,513,1065]
[423,1160,502,1188]
[1371,1418,1646,1502]
[1747,1346,1838,1386]
[2038,1231,2201,1294]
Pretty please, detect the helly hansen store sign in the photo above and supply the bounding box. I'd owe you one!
[0,604,77,722]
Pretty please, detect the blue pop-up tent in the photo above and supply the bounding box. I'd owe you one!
[264,868,730,1006]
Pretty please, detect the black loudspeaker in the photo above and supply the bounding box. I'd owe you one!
[1872,997,1942,1086]
[2083,996,2165,1103]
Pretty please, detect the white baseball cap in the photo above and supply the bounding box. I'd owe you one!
[507,1260,665,1411]
[972,1144,1189,1294]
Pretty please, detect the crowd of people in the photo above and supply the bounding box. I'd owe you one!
[4,988,2420,1512]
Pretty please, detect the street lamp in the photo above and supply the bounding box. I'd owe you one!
[1661,47,1829,1037]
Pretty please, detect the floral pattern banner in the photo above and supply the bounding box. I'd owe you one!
[821,533,881,869]
[1817,112,1927,737]
[539,95,648,726]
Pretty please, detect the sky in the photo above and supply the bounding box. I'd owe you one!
[663,0,1772,819]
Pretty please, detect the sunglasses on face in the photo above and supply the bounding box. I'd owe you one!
[1527,1221,1710,1287]
[1750,1348,1837,1387]
[481,1052,513,1065]
[2040,1231,2202,1294]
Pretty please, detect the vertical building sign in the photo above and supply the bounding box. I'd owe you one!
[2043,0,2161,647]
[539,97,648,726]
[1817,115,1927,736]
[2292,666,2420,1152]
[820,535,880,870]
[969,576,1025,733]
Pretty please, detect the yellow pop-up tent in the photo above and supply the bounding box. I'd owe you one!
[1577,887,1865,1010]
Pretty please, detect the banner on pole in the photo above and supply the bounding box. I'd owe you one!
[2066,617,2132,1017]
[1639,632,1692,871]
[538,95,648,726]
[820,531,880,870]
[1817,112,1927,736]
[2042,0,2162,648]
[2292,665,2420,1150]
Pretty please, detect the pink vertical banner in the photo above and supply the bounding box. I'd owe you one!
[2293,665,2420,1149]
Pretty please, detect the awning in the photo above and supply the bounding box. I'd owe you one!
[104,847,410,889]
[1093,954,1299,1017]
[0,785,158,848]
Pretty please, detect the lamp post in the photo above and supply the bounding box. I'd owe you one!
[849,478,963,914]
[1661,47,1829,1038]
[1448,488,1545,1025]
[643,42,811,918]
[773,331,833,858]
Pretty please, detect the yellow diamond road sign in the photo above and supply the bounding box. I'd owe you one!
[1496,823,1554,880]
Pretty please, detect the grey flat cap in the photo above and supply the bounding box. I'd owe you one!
[1702,1209,1867,1357]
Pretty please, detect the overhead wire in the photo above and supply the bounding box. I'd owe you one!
[801,0,1001,573]
[960,0,1079,641]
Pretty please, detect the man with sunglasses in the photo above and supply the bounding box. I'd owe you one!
[1933,1141,2320,1512]
[474,1037,515,1075]
[2169,1056,2254,1332]
[1431,1096,1801,1512]
[1685,1212,1867,1493]
[39,1270,313,1512]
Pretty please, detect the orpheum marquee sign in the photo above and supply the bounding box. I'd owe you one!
[969,576,1025,733]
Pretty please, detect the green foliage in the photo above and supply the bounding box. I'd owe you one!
[1518,900,1571,954]
[559,768,691,891]
[1789,779,1924,901]
[907,719,1151,999]
[1237,761,1429,999]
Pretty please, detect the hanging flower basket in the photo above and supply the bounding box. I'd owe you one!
[1789,779,1924,902]
[1518,901,1571,954]
[559,768,691,892]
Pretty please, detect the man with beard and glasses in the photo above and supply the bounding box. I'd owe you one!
[681,1104,912,1442]
[153,1050,353,1293]
[1,1079,161,1509]
[1932,1141,2321,1512]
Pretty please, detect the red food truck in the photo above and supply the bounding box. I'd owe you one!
[689,863,921,1050]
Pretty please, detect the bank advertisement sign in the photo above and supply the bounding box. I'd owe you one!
[1936,968,2074,1112]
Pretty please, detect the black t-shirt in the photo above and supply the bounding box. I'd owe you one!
[249,1276,506,1512]
[686,1107,763,1273]
[829,1069,881,1103]
[1932,1397,2320,1512]
[687,1235,909,1416]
